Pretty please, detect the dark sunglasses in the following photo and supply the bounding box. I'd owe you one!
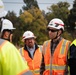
[47,28,58,32]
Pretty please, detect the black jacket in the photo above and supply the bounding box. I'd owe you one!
[68,39,76,75]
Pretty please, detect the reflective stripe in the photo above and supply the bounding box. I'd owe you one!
[19,48,23,57]
[60,39,67,55]
[52,65,66,70]
[31,69,40,74]
[68,66,70,75]
[19,47,25,61]
[22,70,33,75]
[43,40,50,55]
[0,39,5,45]
[45,65,50,70]
[45,65,66,70]
[39,46,42,53]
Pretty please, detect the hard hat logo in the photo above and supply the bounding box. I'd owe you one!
[55,23,64,27]
[47,18,64,31]
[27,33,31,36]
[23,31,36,40]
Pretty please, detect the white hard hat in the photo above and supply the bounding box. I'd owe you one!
[1,19,16,32]
[0,0,7,18]
[47,18,64,30]
[22,31,36,40]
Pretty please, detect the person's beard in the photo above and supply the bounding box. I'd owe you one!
[28,42,34,48]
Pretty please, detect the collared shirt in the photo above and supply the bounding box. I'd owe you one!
[26,45,35,58]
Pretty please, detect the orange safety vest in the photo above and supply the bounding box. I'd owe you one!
[19,46,42,75]
[43,38,71,75]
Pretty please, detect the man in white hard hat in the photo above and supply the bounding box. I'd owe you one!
[19,31,43,75]
[0,0,33,75]
[40,18,71,75]
[1,19,15,42]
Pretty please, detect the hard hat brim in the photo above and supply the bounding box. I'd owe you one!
[23,36,36,40]
[12,28,16,29]
[1,27,16,32]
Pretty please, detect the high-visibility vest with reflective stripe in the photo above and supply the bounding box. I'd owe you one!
[19,46,42,75]
[0,39,32,75]
[43,38,71,75]
[18,69,33,75]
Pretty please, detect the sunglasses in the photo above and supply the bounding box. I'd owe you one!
[47,28,58,32]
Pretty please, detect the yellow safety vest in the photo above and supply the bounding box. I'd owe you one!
[71,39,76,46]
[0,39,32,75]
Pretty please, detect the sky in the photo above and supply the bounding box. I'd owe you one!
[3,0,74,16]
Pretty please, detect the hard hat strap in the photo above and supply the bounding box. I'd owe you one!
[52,31,59,41]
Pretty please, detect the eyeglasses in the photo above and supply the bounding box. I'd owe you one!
[47,28,58,32]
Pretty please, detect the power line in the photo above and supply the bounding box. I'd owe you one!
[3,1,73,5]
[3,2,24,4]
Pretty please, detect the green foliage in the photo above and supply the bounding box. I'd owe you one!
[5,1,75,47]
[45,1,74,40]
[20,11,34,24]
[19,7,48,45]
[62,31,73,41]
[6,11,26,45]
[67,0,76,39]
[23,0,39,10]
[46,1,70,22]
[68,0,76,31]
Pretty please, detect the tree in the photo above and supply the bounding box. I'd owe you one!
[22,0,39,10]
[68,0,76,39]
[19,9,23,15]
[5,11,17,30]
[19,7,48,45]
[6,11,25,46]
[46,1,70,29]
[45,1,73,41]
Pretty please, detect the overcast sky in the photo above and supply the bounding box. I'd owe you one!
[3,0,74,16]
